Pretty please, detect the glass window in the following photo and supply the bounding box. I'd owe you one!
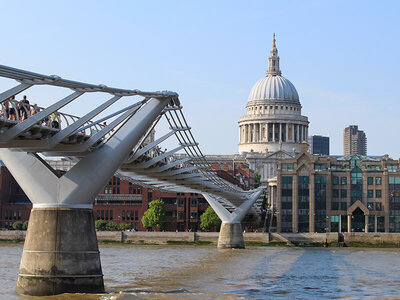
[333,189,339,198]
[388,165,398,172]
[315,164,327,171]
[341,189,347,198]
[315,176,327,184]
[341,177,347,185]
[368,190,374,198]
[376,190,382,198]
[341,202,347,210]
[376,202,382,211]
[333,176,339,185]
[282,164,294,172]
[367,177,373,185]
[376,177,382,185]
[331,215,339,222]
[367,202,374,210]
[331,202,339,210]
[282,176,293,184]
[389,176,400,184]
[298,176,309,184]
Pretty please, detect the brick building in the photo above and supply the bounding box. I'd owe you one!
[0,160,254,231]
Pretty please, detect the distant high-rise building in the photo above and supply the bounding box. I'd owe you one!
[343,125,367,155]
[308,135,329,155]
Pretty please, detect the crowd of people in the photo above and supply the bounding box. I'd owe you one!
[1,95,61,129]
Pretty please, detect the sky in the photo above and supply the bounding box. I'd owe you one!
[0,0,399,156]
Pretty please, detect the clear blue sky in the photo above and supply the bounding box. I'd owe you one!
[0,1,399,156]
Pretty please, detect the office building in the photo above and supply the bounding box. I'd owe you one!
[344,125,367,155]
[308,135,329,155]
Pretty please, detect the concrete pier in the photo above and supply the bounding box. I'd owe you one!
[16,208,104,296]
[217,222,245,249]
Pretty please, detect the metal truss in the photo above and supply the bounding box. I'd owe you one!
[0,64,265,213]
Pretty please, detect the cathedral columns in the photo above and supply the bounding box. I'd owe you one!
[285,123,289,142]
[296,124,300,143]
[272,123,275,142]
[279,123,282,142]
[259,123,262,141]
[292,124,295,142]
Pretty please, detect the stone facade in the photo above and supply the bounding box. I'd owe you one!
[269,142,400,233]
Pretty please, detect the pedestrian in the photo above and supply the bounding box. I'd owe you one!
[19,95,30,121]
[50,112,59,129]
[6,97,16,121]
[30,104,38,116]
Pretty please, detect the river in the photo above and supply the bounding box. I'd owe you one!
[0,244,399,299]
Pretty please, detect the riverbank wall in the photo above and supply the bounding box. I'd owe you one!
[3,231,400,247]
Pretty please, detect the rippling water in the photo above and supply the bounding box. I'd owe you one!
[1,243,400,299]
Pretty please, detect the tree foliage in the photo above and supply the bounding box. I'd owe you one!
[119,222,130,231]
[254,171,261,188]
[141,199,166,230]
[22,221,29,230]
[95,219,107,231]
[12,221,23,230]
[106,221,118,231]
[200,207,221,231]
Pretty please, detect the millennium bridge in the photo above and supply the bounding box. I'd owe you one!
[0,65,265,295]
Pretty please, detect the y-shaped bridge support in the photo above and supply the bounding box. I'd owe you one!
[203,189,264,249]
[0,97,170,296]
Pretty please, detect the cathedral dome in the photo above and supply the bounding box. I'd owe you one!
[248,75,299,104]
[247,33,300,105]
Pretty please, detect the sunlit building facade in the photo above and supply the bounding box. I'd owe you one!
[269,143,400,233]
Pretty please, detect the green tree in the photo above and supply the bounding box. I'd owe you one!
[22,221,29,230]
[106,221,118,231]
[254,172,261,188]
[12,221,23,230]
[200,207,221,231]
[119,222,130,231]
[95,219,107,231]
[141,199,166,230]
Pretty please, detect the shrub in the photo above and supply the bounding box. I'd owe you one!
[12,221,23,230]
[106,221,118,231]
[95,219,107,231]
[22,221,28,230]
[119,222,130,231]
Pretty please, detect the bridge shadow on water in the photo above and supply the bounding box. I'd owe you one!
[231,248,344,300]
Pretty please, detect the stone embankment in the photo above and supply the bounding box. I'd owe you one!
[2,231,400,247]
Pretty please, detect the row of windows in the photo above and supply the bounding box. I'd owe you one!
[4,210,21,220]
[331,202,348,211]
[104,187,142,194]
[367,202,383,211]
[108,176,121,186]
[248,105,300,113]
[95,210,139,221]
[367,177,382,185]
[332,189,348,198]
[367,190,382,198]
[333,176,347,185]
[281,165,399,174]
[122,210,139,221]
[281,164,294,172]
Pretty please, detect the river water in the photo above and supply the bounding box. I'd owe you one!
[1,244,400,299]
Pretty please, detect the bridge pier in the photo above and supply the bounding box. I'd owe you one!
[203,189,263,249]
[217,222,245,249]
[17,207,103,296]
[0,96,171,296]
